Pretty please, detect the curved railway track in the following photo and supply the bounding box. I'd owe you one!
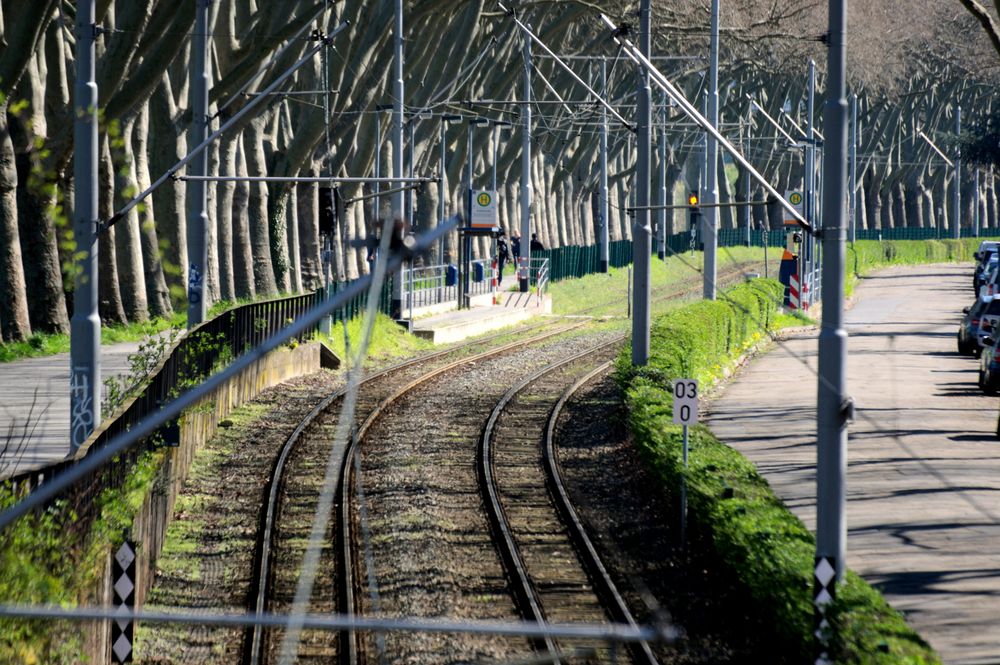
[244,259,754,663]
[246,320,586,664]
[479,335,660,665]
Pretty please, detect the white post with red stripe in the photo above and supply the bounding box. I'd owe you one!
[789,274,801,311]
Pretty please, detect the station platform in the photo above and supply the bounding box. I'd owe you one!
[412,290,552,345]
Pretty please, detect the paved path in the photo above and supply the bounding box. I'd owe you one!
[707,264,1000,665]
[0,343,141,478]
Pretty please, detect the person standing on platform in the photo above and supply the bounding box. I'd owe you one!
[497,232,510,284]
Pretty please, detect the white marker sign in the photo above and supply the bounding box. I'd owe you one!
[672,378,699,425]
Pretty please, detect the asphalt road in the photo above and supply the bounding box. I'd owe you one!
[0,342,140,478]
[707,263,1000,665]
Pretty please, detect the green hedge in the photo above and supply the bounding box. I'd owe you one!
[616,279,939,664]
[848,238,992,278]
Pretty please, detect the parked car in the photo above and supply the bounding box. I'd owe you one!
[959,298,992,355]
[975,254,999,293]
[980,332,1000,393]
[976,297,1000,354]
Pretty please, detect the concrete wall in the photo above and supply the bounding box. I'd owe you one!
[81,343,321,664]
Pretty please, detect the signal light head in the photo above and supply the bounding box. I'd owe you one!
[688,192,699,206]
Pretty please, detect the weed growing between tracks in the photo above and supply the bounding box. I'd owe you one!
[615,279,940,664]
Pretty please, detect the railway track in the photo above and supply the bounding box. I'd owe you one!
[480,335,660,665]
[245,259,755,662]
[246,320,586,664]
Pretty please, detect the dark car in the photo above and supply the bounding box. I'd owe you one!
[975,253,998,293]
[959,298,991,355]
[980,331,1000,394]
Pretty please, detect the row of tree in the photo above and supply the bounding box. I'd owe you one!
[0,0,997,343]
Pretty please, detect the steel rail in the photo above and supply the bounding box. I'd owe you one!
[338,322,590,662]
[478,335,626,663]
[543,362,661,665]
[246,319,563,665]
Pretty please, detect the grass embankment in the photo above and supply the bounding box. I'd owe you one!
[548,245,779,316]
[317,313,434,365]
[615,278,939,664]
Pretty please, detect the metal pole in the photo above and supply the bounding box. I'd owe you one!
[658,93,668,260]
[632,0,652,366]
[439,120,446,264]
[492,124,499,193]
[744,111,753,247]
[806,60,816,306]
[849,93,857,245]
[70,0,100,452]
[407,118,415,226]
[954,105,962,240]
[375,109,382,220]
[816,0,849,660]
[599,57,610,273]
[703,0,720,300]
[680,424,689,546]
[520,26,533,292]
[975,168,981,237]
[186,0,210,327]
[390,0,405,321]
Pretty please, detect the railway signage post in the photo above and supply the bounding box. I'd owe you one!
[673,378,698,545]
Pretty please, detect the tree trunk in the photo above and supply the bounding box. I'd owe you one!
[150,77,187,307]
[232,134,256,299]
[0,101,32,341]
[296,176,321,290]
[244,117,277,295]
[133,104,173,318]
[216,133,237,302]
[98,137,127,325]
[113,115,149,322]
[10,112,69,335]
[205,126,220,305]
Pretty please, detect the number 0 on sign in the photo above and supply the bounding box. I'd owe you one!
[672,378,699,425]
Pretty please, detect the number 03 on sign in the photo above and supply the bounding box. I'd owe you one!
[672,378,699,425]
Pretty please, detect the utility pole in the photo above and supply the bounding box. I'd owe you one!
[816,0,849,661]
[806,60,817,306]
[187,0,211,327]
[391,0,405,321]
[744,109,753,246]
[974,168,981,237]
[954,105,962,240]
[520,26,533,292]
[849,93,857,245]
[632,0,652,365]
[703,0,720,300]
[70,0,100,452]
[599,57,610,273]
[658,93,668,260]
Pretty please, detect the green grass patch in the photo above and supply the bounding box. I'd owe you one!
[316,313,434,365]
[549,245,780,317]
[616,278,939,664]
[0,315,184,363]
